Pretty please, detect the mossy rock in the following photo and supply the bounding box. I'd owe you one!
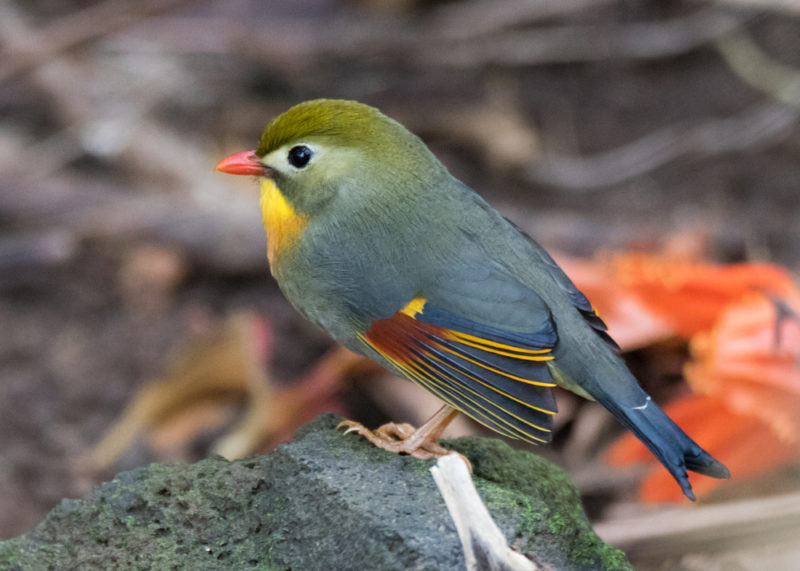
[0,414,630,570]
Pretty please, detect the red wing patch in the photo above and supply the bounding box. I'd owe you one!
[360,298,558,444]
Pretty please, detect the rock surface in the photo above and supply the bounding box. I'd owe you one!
[0,414,630,570]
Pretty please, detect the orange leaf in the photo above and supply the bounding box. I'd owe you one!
[556,254,674,349]
[686,292,800,442]
[614,256,796,338]
[558,252,798,349]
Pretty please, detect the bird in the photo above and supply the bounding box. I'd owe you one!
[216,99,730,500]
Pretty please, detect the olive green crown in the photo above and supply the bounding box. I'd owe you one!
[256,99,400,157]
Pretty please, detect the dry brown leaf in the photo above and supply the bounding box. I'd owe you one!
[88,312,271,468]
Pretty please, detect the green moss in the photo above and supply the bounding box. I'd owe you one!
[0,414,629,570]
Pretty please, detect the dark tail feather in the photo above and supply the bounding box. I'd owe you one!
[595,391,730,501]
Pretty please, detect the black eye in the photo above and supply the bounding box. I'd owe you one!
[287,145,313,168]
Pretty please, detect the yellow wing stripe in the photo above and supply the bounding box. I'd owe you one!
[371,345,525,440]
[359,333,552,440]
[448,330,551,354]
[435,343,556,387]
[401,354,550,442]
[400,297,551,358]
[406,357,551,440]
[421,349,555,423]
[444,333,554,360]
[399,358,534,441]
[362,295,559,445]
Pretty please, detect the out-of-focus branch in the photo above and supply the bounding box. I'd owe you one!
[429,0,617,40]
[526,101,797,191]
[595,491,800,561]
[716,28,800,105]
[529,26,800,192]
[117,6,753,70]
[0,2,257,240]
[0,2,214,185]
[0,0,192,83]
[707,0,800,13]
[426,7,751,67]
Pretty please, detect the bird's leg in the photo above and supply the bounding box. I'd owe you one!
[338,404,461,460]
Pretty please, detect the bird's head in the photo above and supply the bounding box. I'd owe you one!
[216,99,447,217]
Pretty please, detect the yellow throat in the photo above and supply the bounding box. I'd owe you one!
[259,179,307,267]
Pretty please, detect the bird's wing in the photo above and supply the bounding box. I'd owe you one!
[359,268,559,444]
[504,217,619,350]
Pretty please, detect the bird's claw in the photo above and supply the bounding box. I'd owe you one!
[336,418,471,470]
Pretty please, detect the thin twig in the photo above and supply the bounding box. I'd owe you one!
[716,28,800,104]
[0,0,192,83]
[431,454,540,571]
[127,7,754,71]
[526,101,798,190]
[429,0,617,41]
[595,491,800,560]
[706,0,800,13]
[422,7,751,67]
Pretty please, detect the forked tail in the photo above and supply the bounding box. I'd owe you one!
[595,387,730,500]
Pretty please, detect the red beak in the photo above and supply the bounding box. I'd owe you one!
[215,150,270,176]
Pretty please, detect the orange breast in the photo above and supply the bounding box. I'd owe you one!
[260,179,307,269]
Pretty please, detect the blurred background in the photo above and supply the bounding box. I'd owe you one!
[2,0,800,568]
